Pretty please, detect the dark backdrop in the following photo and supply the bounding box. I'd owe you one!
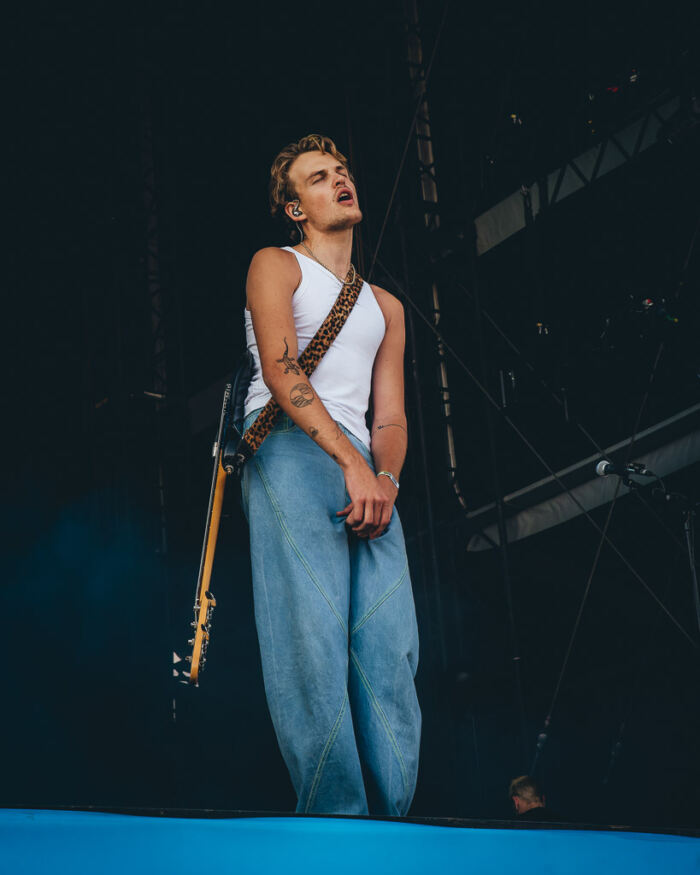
[5,0,700,826]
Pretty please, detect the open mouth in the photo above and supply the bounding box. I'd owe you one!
[337,189,354,203]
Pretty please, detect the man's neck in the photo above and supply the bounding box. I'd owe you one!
[521,800,544,813]
[298,228,354,279]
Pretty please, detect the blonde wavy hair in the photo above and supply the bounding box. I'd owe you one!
[509,775,543,804]
[269,134,352,232]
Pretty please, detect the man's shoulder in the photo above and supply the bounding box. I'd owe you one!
[369,284,404,322]
[247,246,301,287]
[249,246,297,269]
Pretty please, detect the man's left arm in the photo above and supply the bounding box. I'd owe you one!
[368,286,408,539]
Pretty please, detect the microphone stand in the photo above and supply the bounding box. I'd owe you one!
[615,468,700,636]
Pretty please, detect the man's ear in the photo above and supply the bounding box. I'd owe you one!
[285,200,304,221]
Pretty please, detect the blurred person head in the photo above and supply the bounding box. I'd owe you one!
[509,774,545,815]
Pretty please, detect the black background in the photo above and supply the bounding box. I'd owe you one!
[5,0,700,826]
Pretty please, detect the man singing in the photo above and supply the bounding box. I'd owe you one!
[241,134,421,815]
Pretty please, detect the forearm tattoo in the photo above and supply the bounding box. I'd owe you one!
[307,423,342,462]
[290,382,314,408]
[309,422,341,441]
[277,337,301,375]
[374,423,407,434]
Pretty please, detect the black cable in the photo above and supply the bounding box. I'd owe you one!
[531,341,667,772]
[366,0,450,283]
[401,232,448,670]
[375,256,697,651]
[685,510,700,635]
[531,195,700,770]
[470,243,529,768]
[452,279,689,553]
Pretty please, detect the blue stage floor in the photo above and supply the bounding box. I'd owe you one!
[2,809,699,874]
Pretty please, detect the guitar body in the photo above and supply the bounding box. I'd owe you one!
[186,381,233,685]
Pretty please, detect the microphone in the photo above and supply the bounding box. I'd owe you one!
[595,460,653,478]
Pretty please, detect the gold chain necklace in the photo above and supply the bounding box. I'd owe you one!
[300,242,356,287]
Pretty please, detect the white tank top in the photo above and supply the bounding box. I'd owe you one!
[244,246,386,448]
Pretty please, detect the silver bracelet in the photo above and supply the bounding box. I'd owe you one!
[377,470,399,491]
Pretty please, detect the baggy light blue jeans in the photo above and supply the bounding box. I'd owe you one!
[241,410,421,815]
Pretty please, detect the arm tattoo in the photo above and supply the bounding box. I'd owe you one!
[290,382,314,408]
[374,423,407,434]
[309,424,341,447]
[276,337,301,375]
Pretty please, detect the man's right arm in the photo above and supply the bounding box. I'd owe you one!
[246,248,389,536]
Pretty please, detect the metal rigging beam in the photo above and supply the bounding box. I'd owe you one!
[476,97,681,256]
[404,0,467,513]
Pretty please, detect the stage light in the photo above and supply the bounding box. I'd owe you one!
[509,113,523,126]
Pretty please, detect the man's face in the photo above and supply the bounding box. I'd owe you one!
[286,150,362,232]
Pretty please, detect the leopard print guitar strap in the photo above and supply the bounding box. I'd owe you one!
[229,266,364,474]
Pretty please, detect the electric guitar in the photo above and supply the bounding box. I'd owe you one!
[177,351,254,686]
[183,381,232,685]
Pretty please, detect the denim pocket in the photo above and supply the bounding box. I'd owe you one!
[273,414,298,434]
[243,408,263,432]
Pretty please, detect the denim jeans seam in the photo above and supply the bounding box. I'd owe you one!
[349,648,409,794]
[350,562,409,636]
[254,457,348,635]
[241,469,250,510]
[304,692,349,813]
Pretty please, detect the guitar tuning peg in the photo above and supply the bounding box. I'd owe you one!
[188,639,195,646]
[185,655,192,663]
[190,621,198,628]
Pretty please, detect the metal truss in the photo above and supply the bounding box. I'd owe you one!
[476,97,681,256]
[404,0,467,512]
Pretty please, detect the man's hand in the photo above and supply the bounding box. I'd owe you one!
[336,457,398,540]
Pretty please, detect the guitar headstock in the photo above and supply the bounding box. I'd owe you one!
[173,591,217,686]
